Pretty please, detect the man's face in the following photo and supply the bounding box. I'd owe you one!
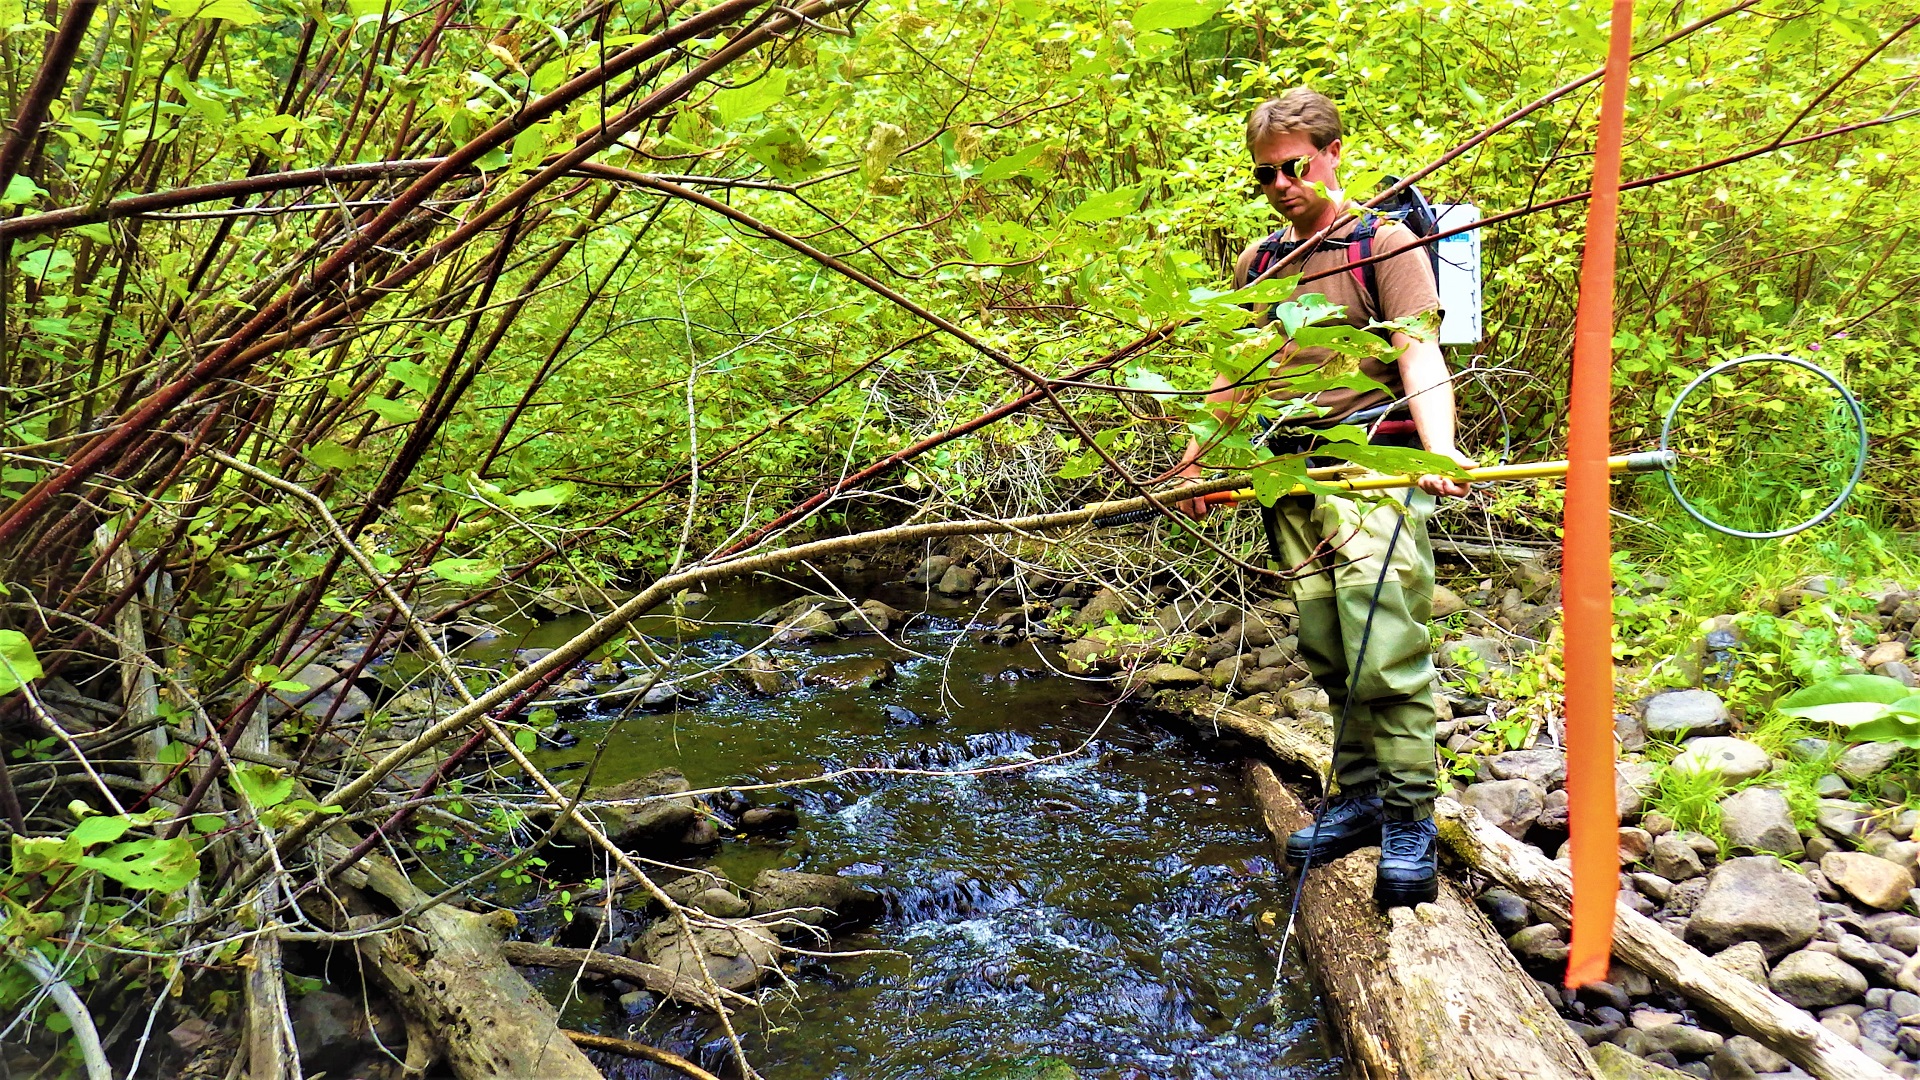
[1251,128,1341,226]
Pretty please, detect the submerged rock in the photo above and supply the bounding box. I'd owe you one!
[804,657,896,691]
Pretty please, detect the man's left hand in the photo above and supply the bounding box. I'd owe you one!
[1415,449,1477,498]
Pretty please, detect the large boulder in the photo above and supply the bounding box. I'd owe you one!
[1684,856,1820,959]
[632,918,781,993]
[263,663,372,723]
[1837,741,1904,783]
[1460,779,1546,839]
[1769,949,1868,1009]
[1719,786,1803,857]
[1487,748,1566,788]
[1072,587,1134,628]
[1822,851,1916,911]
[560,769,715,852]
[1642,689,1731,740]
[748,869,882,930]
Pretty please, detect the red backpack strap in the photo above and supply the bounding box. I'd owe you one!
[1246,228,1294,284]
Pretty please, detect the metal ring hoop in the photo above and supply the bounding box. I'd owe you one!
[1659,352,1868,540]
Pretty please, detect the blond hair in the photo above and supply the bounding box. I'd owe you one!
[1246,88,1343,151]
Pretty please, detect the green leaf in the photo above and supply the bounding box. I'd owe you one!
[1776,674,1914,713]
[1248,458,1308,505]
[70,815,133,847]
[1133,0,1224,32]
[17,248,74,280]
[712,69,788,127]
[1,174,46,207]
[1067,187,1141,224]
[387,359,437,396]
[503,483,574,509]
[513,728,537,754]
[303,443,359,471]
[1123,367,1178,401]
[979,143,1053,182]
[166,0,263,22]
[1317,442,1471,480]
[431,558,501,585]
[0,631,43,696]
[365,396,421,425]
[78,836,199,891]
[231,765,295,810]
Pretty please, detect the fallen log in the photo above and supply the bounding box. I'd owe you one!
[1436,797,1898,1080]
[1246,762,1599,1079]
[314,839,604,1080]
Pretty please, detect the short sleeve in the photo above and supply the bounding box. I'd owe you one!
[1370,222,1442,325]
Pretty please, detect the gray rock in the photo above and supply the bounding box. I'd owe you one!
[1489,748,1567,787]
[748,869,882,929]
[1449,635,1513,674]
[1462,778,1547,838]
[1823,851,1917,911]
[690,887,750,918]
[773,605,841,643]
[1072,587,1134,627]
[1509,923,1569,964]
[1632,872,1675,903]
[1477,888,1531,937]
[1539,788,1570,831]
[1672,737,1774,783]
[1618,761,1658,819]
[1890,989,1920,1016]
[1875,661,1920,688]
[1714,1035,1788,1076]
[1431,583,1467,618]
[1642,1023,1724,1057]
[1838,742,1905,783]
[263,663,372,723]
[934,564,980,596]
[1644,689,1732,740]
[634,918,781,992]
[1686,856,1821,959]
[1860,912,1920,954]
[1712,941,1771,987]
[803,657,896,691]
[1720,787,1804,857]
[1616,711,1650,753]
[1770,949,1869,1009]
[1134,663,1207,691]
[560,768,715,851]
[1815,799,1871,840]
[1790,737,1836,761]
[1652,833,1707,882]
[1838,934,1904,984]
[906,555,953,586]
[1818,1011,1860,1046]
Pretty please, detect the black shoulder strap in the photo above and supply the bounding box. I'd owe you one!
[1352,213,1381,319]
[1246,228,1296,285]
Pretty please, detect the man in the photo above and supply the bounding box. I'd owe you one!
[1177,88,1473,908]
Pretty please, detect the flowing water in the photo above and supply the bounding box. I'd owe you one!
[459,579,1337,1079]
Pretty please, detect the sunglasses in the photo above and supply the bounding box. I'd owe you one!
[1252,154,1316,186]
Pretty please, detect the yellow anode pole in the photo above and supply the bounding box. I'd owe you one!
[1211,449,1674,503]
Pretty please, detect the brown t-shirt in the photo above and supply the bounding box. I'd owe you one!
[1231,211,1442,425]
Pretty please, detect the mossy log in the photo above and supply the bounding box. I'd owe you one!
[1246,762,1600,1079]
[1436,798,1898,1080]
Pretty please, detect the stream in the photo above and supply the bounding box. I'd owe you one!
[455,579,1338,1079]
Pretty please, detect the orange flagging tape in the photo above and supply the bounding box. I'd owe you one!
[1564,0,1637,990]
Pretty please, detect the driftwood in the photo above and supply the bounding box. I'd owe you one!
[316,840,604,1080]
[499,940,724,1010]
[1246,762,1599,1079]
[1436,798,1899,1080]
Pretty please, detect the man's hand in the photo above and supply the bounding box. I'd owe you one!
[1173,445,1211,519]
[1415,448,1477,498]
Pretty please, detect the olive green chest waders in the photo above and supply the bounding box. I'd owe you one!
[1263,465,1441,822]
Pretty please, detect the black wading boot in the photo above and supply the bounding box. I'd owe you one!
[1375,817,1439,908]
[1283,793,1383,863]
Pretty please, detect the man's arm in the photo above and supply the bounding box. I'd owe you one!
[1396,328,1474,498]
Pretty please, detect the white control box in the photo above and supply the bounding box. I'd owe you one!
[1430,202,1482,346]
